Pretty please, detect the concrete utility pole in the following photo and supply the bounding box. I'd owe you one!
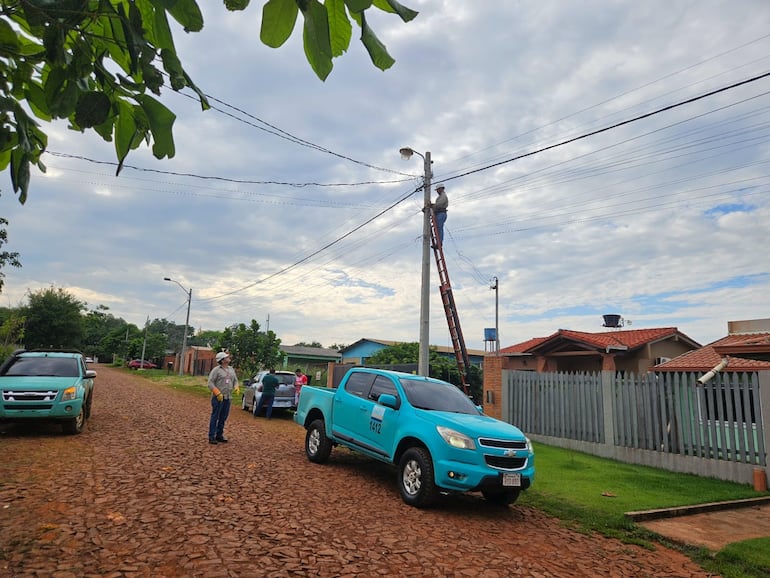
[491,276,500,354]
[399,147,432,376]
[164,277,192,376]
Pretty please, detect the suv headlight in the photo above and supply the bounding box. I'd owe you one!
[437,426,475,450]
[62,386,77,401]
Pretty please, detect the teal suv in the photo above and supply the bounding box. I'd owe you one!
[0,349,97,434]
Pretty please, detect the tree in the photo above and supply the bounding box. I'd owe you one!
[218,319,282,377]
[0,308,24,360]
[294,341,323,348]
[366,341,483,402]
[0,216,21,291]
[23,286,85,349]
[0,0,418,202]
[82,304,124,359]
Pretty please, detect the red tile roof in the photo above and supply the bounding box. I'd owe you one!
[656,333,770,371]
[502,328,698,354]
[500,337,548,354]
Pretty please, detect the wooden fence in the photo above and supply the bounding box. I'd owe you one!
[503,369,769,486]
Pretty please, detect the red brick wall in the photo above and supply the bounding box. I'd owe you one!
[483,355,503,419]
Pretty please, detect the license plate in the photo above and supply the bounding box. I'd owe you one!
[502,473,521,487]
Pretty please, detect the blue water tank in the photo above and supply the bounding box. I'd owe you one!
[484,328,497,341]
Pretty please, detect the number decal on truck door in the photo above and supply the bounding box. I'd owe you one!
[369,405,386,435]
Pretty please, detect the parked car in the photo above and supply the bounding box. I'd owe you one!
[128,359,157,370]
[0,349,97,434]
[241,370,297,414]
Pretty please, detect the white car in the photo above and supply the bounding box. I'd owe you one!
[241,370,297,414]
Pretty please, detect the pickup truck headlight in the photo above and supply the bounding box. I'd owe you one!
[436,426,476,450]
[62,386,77,401]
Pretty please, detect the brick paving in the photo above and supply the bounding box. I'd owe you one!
[0,365,711,577]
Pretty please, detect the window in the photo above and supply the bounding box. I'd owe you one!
[369,375,399,405]
[344,372,376,398]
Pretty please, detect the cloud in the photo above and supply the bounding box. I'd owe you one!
[2,1,769,351]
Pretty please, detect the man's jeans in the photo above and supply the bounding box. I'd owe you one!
[254,393,275,418]
[209,397,231,440]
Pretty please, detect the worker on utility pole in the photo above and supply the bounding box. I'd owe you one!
[432,183,448,245]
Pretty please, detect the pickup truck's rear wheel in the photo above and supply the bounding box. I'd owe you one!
[398,447,437,508]
[482,488,521,506]
[62,406,86,435]
[306,419,332,463]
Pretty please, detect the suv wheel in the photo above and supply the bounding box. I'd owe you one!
[398,447,437,508]
[62,406,86,435]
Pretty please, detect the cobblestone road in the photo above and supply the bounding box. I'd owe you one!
[0,366,711,577]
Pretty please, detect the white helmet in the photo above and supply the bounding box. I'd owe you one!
[215,351,230,363]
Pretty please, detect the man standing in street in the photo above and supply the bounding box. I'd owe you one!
[254,368,279,419]
[207,351,239,444]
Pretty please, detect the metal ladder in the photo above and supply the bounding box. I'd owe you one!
[430,210,471,395]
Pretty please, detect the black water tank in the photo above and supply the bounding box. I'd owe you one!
[603,314,622,328]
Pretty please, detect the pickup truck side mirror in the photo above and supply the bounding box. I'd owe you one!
[377,393,400,410]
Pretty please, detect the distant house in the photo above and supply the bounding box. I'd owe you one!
[500,327,700,373]
[182,345,215,376]
[655,318,770,372]
[279,345,341,384]
[340,338,486,367]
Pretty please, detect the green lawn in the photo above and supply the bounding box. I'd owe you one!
[520,442,770,577]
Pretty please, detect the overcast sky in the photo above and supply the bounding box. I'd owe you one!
[2,1,769,351]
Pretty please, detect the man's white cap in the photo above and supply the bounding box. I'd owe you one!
[216,351,230,363]
[436,183,445,191]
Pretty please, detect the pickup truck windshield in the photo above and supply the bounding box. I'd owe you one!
[400,378,478,414]
[1,357,80,378]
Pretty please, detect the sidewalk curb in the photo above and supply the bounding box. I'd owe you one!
[626,495,770,522]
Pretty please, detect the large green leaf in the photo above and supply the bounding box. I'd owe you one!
[344,0,372,12]
[114,99,138,172]
[360,12,394,71]
[157,0,204,32]
[375,0,418,22]
[0,18,20,52]
[10,148,30,204]
[224,0,251,9]
[302,0,333,80]
[261,0,299,48]
[135,94,176,159]
[326,0,352,57]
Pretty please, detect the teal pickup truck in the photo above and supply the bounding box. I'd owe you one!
[294,367,534,507]
[0,349,96,434]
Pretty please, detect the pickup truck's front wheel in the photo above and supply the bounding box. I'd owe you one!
[306,419,332,463]
[62,405,86,435]
[398,447,437,508]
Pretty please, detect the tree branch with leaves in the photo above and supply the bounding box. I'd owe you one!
[0,0,417,202]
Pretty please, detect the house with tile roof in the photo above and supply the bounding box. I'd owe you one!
[655,318,770,372]
[340,338,486,367]
[500,327,701,373]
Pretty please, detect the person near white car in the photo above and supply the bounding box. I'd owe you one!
[207,351,239,444]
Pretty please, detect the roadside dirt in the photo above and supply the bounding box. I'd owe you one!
[1,365,712,577]
[639,504,770,551]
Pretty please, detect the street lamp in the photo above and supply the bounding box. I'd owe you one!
[163,277,192,376]
[399,147,432,377]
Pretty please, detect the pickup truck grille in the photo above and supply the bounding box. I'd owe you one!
[478,438,528,450]
[485,455,528,470]
[2,389,59,404]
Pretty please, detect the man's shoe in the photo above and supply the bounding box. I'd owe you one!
[209,438,218,445]
[216,436,229,443]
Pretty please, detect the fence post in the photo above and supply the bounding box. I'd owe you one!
[759,371,770,481]
[601,370,615,446]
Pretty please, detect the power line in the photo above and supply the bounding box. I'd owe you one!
[435,71,770,187]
